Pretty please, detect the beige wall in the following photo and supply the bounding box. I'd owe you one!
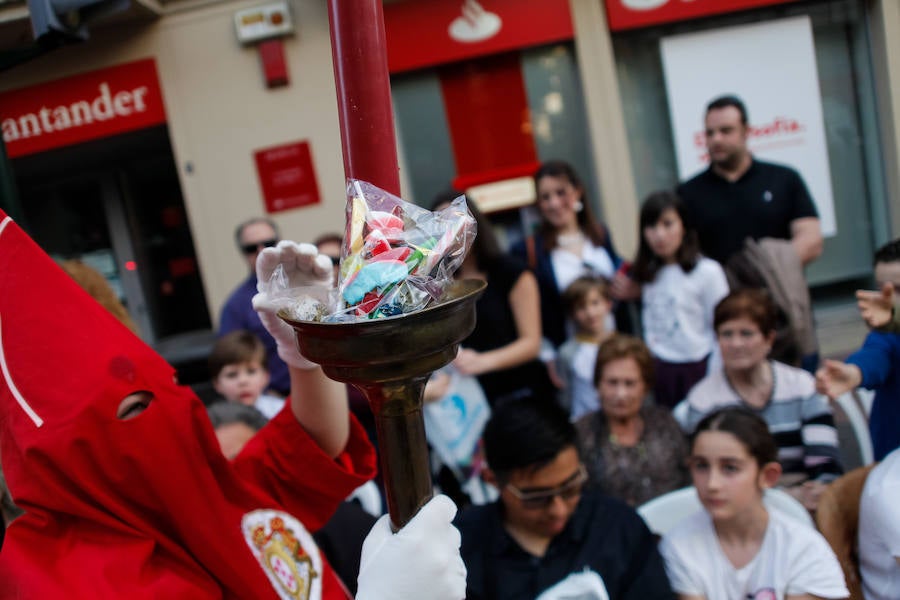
[2,0,351,323]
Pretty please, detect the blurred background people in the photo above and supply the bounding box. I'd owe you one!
[219,217,289,396]
[679,289,843,511]
[59,258,140,335]
[556,276,613,420]
[513,160,631,356]
[206,401,269,460]
[631,191,729,409]
[858,446,900,600]
[816,238,900,460]
[575,334,688,507]
[431,190,554,406]
[208,330,285,418]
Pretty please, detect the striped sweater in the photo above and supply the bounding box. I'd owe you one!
[680,361,843,482]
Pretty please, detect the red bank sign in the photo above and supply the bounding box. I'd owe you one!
[605,0,800,31]
[0,58,167,158]
[384,0,573,74]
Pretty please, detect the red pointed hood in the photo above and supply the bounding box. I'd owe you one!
[0,210,279,597]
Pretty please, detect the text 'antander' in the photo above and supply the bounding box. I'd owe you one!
[2,83,150,143]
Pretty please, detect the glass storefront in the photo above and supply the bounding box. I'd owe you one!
[611,0,887,287]
[12,125,210,343]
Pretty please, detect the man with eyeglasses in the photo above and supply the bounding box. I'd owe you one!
[455,397,674,599]
[219,217,289,395]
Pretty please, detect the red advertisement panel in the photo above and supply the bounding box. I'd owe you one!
[604,0,801,31]
[0,59,168,158]
[384,0,573,74]
[254,141,321,214]
[440,53,537,180]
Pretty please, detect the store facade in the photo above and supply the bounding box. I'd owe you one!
[2,0,899,345]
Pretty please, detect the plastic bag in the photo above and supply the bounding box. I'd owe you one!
[328,179,476,322]
[423,369,490,474]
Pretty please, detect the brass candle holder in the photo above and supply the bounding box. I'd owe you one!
[279,279,485,529]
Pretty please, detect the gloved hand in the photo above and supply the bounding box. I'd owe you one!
[251,241,333,370]
[356,494,467,600]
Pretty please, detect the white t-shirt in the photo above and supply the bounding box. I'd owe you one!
[859,447,900,600]
[641,258,729,363]
[660,509,848,600]
[569,341,601,420]
[254,394,285,419]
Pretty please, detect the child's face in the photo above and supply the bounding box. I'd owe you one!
[213,361,270,406]
[642,208,684,263]
[875,260,900,294]
[572,288,611,336]
[688,431,774,522]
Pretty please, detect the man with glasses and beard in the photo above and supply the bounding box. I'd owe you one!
[220,217,289,395]
[455,397,674,599]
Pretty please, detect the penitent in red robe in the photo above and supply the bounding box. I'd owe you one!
[0,209,377,599]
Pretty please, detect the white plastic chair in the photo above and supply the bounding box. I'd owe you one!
[834,391,874,466]
[636,486,814,536]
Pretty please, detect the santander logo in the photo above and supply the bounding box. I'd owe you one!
[2,82,150,143]
[448,0,502,43]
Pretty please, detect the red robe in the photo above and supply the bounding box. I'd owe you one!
[0,210,377,599]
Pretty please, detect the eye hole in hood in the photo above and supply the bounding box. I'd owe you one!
[116,391,154,420]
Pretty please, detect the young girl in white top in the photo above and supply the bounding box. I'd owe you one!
[660,407,848,600]
[631,191,729,408]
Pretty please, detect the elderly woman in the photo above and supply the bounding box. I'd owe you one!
[680,288,844,511]
[575,334,688,507]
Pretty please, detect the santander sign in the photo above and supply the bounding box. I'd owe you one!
[0,59,167,159]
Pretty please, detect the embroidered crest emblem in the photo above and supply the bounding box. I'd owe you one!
[242,509,323,600]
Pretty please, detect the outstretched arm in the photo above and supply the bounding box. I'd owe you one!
[253,241,350,458]
[452,270,542,376]
[857,283,897,331]
[815,359,862,400]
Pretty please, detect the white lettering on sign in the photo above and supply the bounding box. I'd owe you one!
[1,83,150,143]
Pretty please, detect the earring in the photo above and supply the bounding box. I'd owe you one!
[573,201,584,213]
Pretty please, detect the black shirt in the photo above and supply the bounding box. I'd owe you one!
[455,490,675,599]
[677,159,818,265]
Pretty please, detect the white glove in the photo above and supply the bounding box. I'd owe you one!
[356,494,467,600]
[251,241,333,370]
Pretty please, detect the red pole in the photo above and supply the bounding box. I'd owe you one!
[327,0,401,196]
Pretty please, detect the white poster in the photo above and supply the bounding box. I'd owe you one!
[660,16,836,236]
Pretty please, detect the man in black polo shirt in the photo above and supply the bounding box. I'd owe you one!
[677,95,823,267]
[455,397,674,599]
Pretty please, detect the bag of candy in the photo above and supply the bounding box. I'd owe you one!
[329,179,476,321]
[274,179,476,323]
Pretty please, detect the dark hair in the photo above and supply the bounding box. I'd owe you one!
[561,276,611,317]
[706,95,748,125]
[430,189,501,271]
[533,160,607,251]
[207,401,269,432]
[483,396,577,481]
[593,334,654,389]
[234,217,280,248]
[208,330,268,378]
[713,289,777,335]
[313,232,343,249]
[692,407,778,467]
[873,238,900,265]
[631,190,701,283]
